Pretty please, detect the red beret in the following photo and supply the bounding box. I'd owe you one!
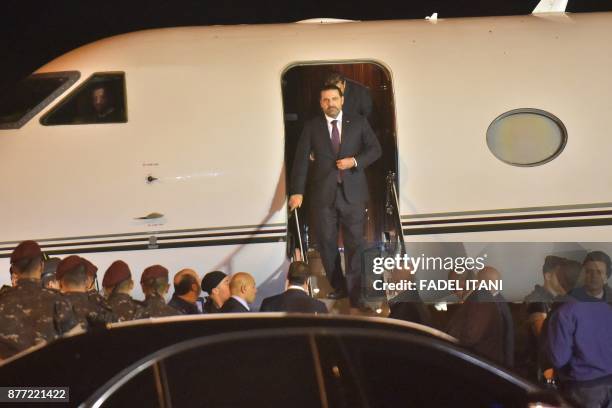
[83,258,98,278]
[141,265,169,283]
[103,260,132,288]
[56,255,87,281]
[10,240,42,265]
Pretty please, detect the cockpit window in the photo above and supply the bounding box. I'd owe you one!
[0,71,80,129]
[41,72,127,125]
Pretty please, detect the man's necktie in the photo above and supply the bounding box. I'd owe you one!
[331,120,342,183]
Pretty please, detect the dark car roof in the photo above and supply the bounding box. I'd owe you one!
[0,314,534,407]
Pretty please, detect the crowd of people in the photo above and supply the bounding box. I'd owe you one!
[386,252,612,408]
[0,240,611,406]
[0,240,327,360]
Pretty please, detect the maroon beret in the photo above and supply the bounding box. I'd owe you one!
[102,260,131,288]
[83,258,98,278]
[56,255,87,281]
[10,240,42,265]
[141,265,169,283]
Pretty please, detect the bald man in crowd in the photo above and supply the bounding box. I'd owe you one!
[58,255,116,329]
[220,272,257,313]
[168,269,201,314]
[201,271,231,313]
[447,266,505,365]
[140,265,182,317]
[102,260,144,322]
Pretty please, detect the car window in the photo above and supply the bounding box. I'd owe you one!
[316,333,526,408]
[162,334,322,408]
[41,72,127,125]
[103,366,162,407]
[89,327,535,408]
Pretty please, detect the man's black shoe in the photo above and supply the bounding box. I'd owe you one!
[327,289,348,300]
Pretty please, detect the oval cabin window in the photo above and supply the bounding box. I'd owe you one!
[486,109,567,166]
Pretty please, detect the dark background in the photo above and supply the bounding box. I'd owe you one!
[2,0,612,91]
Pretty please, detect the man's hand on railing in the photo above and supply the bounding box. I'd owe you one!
[289,194,303,211]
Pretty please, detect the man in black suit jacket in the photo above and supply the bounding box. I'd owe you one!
[289,85,381,308]
[446,267,505,365]
[260,261,328,313]
[220,272,256,313]
[325,72,373,118]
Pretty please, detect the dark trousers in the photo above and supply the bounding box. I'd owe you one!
[314,184,366,306]
[564,381,612,408]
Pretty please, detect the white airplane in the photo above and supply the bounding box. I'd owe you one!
[1,2,611,303]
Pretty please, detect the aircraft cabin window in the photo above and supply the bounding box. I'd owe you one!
[0,71,80,129]
[41,72,127,125]
[486,108,567,166]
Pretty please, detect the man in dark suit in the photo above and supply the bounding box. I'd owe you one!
[387,265,431,325]
[289,84,382,309]
[168,269,201,315]
[446,267,505,365]
[220,272,257,313]
[201,271,230,313]
[570,251,612,302]
[260,261,328,313]
[325,72,373,118]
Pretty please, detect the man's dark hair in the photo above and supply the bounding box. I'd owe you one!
[62,264,88,287]
[287,261,311,286]
[174,274,197,296]
[12,256,43,275]
[91,84,110,95]
[143,277,168,296]
[542,255,565,275]
[324,71,345,86]
[320,84,343,98]
[583,251,612,278]
[559,259,581,292]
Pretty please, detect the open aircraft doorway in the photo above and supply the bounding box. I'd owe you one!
[281,62,399,313]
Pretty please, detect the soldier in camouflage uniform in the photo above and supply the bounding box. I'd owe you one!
[102,260,145,321]
[0,241,77,359]
[41,257,61,290]
[0,267,18,296]
[140,265,182,317]
[82,258,113,312]
[57,255,116,329]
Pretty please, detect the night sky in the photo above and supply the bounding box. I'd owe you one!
[2,0,612,91]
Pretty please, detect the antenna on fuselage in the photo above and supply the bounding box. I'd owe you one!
[532,0,568,13]
[425,13,438,21]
